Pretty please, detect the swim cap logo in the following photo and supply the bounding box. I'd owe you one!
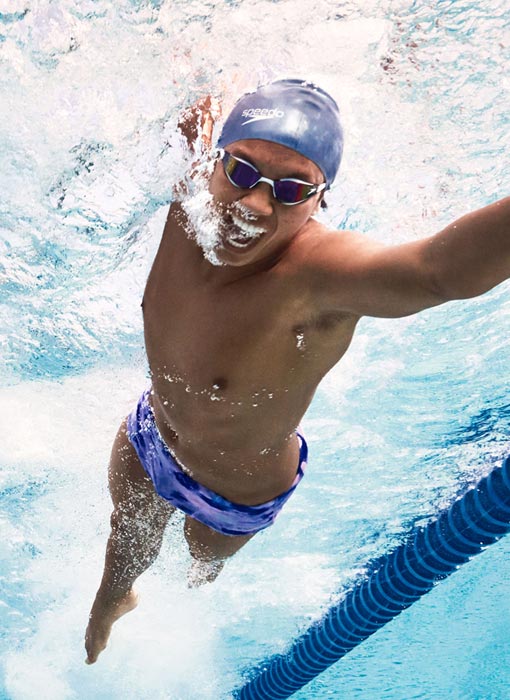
[241,108,285,125]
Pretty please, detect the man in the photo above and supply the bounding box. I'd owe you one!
[85,79,509,664]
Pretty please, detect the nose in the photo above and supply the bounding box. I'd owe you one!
[239,182,274,217]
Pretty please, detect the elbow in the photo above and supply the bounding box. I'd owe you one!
[425,265,453,305]
[425,246,476,303]
[430,269,498,303]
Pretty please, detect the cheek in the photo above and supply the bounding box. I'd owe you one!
[208,166,221,196]
[209,166,236,202]
[279,202,316,228]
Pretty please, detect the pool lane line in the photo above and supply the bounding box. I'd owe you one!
[233,454,510,700]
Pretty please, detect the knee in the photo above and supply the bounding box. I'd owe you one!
[187,559,225,588]
[110,507,135,533]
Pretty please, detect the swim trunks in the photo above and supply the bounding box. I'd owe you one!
[126,388,308,537]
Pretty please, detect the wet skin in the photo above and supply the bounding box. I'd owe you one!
[144,139,362,504]
[85,140,360,664]
[86,132,510,663]
[144,141,370,504]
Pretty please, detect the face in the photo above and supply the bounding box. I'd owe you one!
[207,139,325,267]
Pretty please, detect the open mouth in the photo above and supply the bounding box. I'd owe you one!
[225,213,266,248]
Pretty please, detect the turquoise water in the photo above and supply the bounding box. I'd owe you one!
[1,1,509,698]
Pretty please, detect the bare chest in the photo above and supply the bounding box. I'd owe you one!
[143,250,302,390]
[141,217,358,446]
[138,220,361,500]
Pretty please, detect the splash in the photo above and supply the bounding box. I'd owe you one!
[180,165,267,263]
[181,181,225,266]
[232,203,259,222]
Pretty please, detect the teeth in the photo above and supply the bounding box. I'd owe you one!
[226,214,265,248]
[228,237,256,248]
[230,214,265,237]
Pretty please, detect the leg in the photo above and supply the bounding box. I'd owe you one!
[184,515,255,587]
[85,419,175,664]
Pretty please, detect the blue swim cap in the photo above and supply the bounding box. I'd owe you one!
[218,79,343,186]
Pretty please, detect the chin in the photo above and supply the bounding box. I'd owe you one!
[214,242,262,266]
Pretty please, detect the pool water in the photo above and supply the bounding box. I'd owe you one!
[1,1,509,698]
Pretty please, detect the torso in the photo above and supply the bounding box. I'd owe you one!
[142,203,360,504]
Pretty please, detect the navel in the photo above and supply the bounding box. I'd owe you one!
[212,377,228,391]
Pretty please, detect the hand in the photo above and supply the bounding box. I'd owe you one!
[178,95,222,153]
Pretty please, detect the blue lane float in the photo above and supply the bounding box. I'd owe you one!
[234,454,510,700]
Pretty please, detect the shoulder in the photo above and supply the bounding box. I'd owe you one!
[281,219,401,317]
[273,221,363,315]
[287,219,380,275]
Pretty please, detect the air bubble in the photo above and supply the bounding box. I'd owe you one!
[181,181,225,266]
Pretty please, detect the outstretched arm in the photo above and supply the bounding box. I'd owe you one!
[312,197,510,318]
[424,197,510,300]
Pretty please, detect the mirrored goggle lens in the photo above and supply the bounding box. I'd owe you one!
[273,180,316,204]
[223,154,260,188]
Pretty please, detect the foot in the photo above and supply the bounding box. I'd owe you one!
[85,588,139,664]
[187,559,224,588]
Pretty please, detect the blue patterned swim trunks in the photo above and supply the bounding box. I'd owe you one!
[126,389,308,536]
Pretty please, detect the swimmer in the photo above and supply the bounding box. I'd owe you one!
[85,79,510,664]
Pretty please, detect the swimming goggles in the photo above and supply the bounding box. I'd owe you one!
[221,150,327,206]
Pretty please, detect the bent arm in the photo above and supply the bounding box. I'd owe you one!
[177,95,221,153]
[313,197,510,319]
[171,96,221,202]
